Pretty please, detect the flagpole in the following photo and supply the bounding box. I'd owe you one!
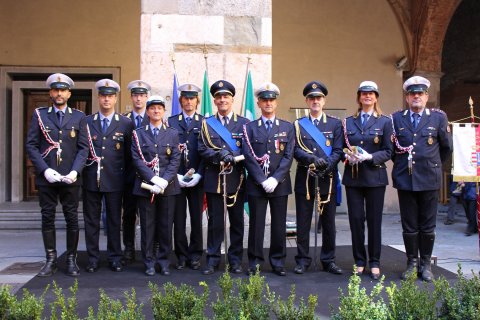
[240,49,252,116]
[203,43,209,75]
[171,51,179,83]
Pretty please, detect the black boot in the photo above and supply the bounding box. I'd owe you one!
[38,230,57,277]
[401,232,418,280]
[419,232,435,282]
[66,230,80,277]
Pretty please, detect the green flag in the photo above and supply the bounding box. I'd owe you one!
[243,70,256,121]
[200,70,212,117]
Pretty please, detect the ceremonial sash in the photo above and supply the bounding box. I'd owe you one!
[206,116,239,152]
[298,117,332,156]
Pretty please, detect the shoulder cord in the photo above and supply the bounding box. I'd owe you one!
[389,115,413,174]
[242,124,270,176]
[35,109,60,160]
[85,124,102,188]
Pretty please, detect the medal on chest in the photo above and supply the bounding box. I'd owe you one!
[70,127,76,138]
[325,139,331,147]
[166,144,172,156]
[374,135,380,144]
[428,136,433,145]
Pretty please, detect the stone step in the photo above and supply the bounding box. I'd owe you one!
[0,211,85,230]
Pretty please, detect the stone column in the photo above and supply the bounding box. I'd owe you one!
[414,70,444,108]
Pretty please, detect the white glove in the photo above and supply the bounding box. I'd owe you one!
[263,177,278,193]
[150,185,162,194]
[44,168,62,183]
[151,176,169,189]
[353,150,373,163]
[345,153,359,165]
[156,177,169,190]
[177,174,188,188]
[185,173,202,188]
[62,171,78,184]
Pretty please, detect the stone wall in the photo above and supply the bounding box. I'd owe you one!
[140,0,272,115]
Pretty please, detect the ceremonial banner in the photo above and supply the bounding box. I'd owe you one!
[451,123,480,182]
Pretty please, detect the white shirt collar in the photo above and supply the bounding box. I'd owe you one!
[132,109,146,119]
[99,112,114,122]
[262,115,275,124]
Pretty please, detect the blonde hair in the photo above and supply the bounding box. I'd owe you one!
[354,92,382,117]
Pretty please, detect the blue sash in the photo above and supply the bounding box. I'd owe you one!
[206,116,239,152]
[298,117,332,156]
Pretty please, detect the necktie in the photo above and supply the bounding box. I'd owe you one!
[314,119,319,127]
[57,111,64,126]
[136,115,142,128]
[153,128,159,138]
[102,118,109,134]
[266,120,272,132]
[185,117,192,127]
[412,113,419,129]
[362,114,369,128]
[223,116,229,127]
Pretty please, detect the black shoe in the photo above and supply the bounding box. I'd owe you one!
[370,269,381,280]
[145,267,155,276]
[160,266,170,276]
[246,267,257,276]
[273,267,286,276]
[294,264,305,274]
[444,219,454,225]
[176,260,186,270]
[86,262,99,273]
[202,265,216,275]
[354,267,365,276]
[189,259,201,270]
[230,265,243,274]
[122,249,135,264]
[324,262,343,275]
[110,261,123,272]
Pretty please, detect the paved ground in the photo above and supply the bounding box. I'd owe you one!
[0,203,479,293]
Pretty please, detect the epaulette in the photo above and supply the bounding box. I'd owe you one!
[123,112,131,117]
[134,126,145,131]
[345,115,354,119]
[326,114,340,120]
[36,106,48,111]
[430,108,447,115]
[380,114,391,119]
[119,113,130,120]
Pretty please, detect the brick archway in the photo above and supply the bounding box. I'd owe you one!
[387,0,462,105]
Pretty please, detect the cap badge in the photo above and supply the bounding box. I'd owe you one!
[188,84,192,90]
[137,81,142,87]
[266,84,271,90]
[105,81,110,87]
[312,83,318,89]
[57,76,62,82]
[219,82,224,87]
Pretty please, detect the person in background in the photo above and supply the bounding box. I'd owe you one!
[462,182,478,236]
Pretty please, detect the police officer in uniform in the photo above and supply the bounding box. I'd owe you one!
[26,73,88,277]
[131,95,181,276]
[391,76,452,282]
[243,82,294,276]
[293,81,344,275]
[198,80,249,275]
[122,80,151,263]
[342,81,393,280]
[83,79,134,273]
[168,83,204,270]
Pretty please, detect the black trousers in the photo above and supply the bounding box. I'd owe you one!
[83,189,123,263]
[463,200,478,233]
[397,189,438,233]
[122,184,138,251]
[345,186,385,268]
[137,195,175,269]
[38,185,79,232]
[248,195,288,269]
[205,192,244,267]
[295,191,337,267]
[173,184,204,262]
